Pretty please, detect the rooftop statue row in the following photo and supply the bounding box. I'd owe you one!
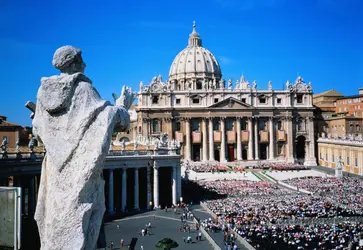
[139,75,312,93]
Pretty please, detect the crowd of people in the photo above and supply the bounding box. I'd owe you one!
[183,161,311,173]
[283,176,363,215]
[198,180,292,196]
[199,177,363,249]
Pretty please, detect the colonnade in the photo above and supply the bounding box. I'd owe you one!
[182,117,298,162]
[107,164,182,214]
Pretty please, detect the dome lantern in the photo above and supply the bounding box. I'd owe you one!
[188,21,202,47]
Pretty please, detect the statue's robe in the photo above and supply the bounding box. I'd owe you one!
[33,73,129,250]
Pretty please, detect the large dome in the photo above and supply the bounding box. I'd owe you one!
[169,23,222,80]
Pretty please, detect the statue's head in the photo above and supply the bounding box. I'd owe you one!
[52,46,86,74]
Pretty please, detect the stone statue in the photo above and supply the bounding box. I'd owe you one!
[212,79,217,89]
[139,81,143,91]
[268,81,272,90]
[31,46,133,250]
[219,79,225,89]
[1,137,7,153]
[134,140,138,151]
[335,156,344,178]
[246,81,250,89]
[286,80,291,90]
[228,79,232,89]
[235,80,240,89]
[28,136,35,153]
[252,80,257,90]
[16,138,20,152]
[121,140,126,151]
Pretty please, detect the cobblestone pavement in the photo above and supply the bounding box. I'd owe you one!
[104,209,213,250]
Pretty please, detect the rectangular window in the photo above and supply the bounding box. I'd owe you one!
[175,122,181,131]
[192,98,200,104]
[355,157,358,167]
[152,96,159,104]
[332,155,335,162]
[176,98,181,104]
[241,98,246,103]
[347,156,350,165]
[320,152,322,159]
[326,153,328,161]
[259,98,266,104]
[277,98,282,104]
[297,94,303,104]
[214,98,219,103]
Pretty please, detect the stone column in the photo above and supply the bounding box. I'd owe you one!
[185,118,191,161]
[108,169,115,214]
[202,118,208,161]
[208,118,215,161]
[236,117,242,161]
[172,167,177,205]
[121,168,127,212]
[254,117,259,160]
[287,117,295,163]
[220,118,227,162]
[269,117,275,160]
[248,118,254,160]
[134,168,139,210]
[307,117,317,166]
[153,164,159,208]
[176,163,182,202]
[146,164,152,209]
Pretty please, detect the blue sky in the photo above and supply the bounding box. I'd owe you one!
[1,0,362,126]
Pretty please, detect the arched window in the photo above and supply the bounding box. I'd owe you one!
[356,125,360,132]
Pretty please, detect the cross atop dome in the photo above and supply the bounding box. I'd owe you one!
[188,21,202,47]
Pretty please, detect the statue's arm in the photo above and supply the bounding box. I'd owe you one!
[113,86,136,132]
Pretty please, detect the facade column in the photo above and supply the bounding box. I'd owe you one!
[153,163,159,208]
[121,168,127,212]
[185,118,191,161]
[307,117,317,166]
[202,118,208,161]
[147,164,152,209]
[176,163,182,203]
[248,118,254,160]
[269,117,275,160]
[208,118,215,161]
[172,167,177,205]
[220,118,227,162]
[254,117,259,160]
[108,169,115,214]
[287,117,295,163]
[236,117,242,161]
[134,168,139,210]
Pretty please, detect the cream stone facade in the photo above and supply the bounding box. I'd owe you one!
[122,23,317,166]
[318,137,363,176]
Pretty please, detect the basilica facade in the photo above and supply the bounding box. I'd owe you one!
[129,23,317,166]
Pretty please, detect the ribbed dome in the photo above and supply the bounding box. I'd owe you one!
[169,22,222,80]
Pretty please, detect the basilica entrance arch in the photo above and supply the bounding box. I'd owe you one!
[296,136,306,162]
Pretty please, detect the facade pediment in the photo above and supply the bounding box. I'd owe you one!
[208,97,253,109]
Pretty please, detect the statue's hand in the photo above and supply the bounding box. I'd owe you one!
[113,86,136,110]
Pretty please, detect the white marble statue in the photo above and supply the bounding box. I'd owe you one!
[121,140,126,151]
[268,81,272,90]
[228,79,232,89]
[28,136,35,153]
[16,138,20,153]
[252,80,257,90]
[139,81,143,92]
[1,137,7,153]
[31,46,133,250]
